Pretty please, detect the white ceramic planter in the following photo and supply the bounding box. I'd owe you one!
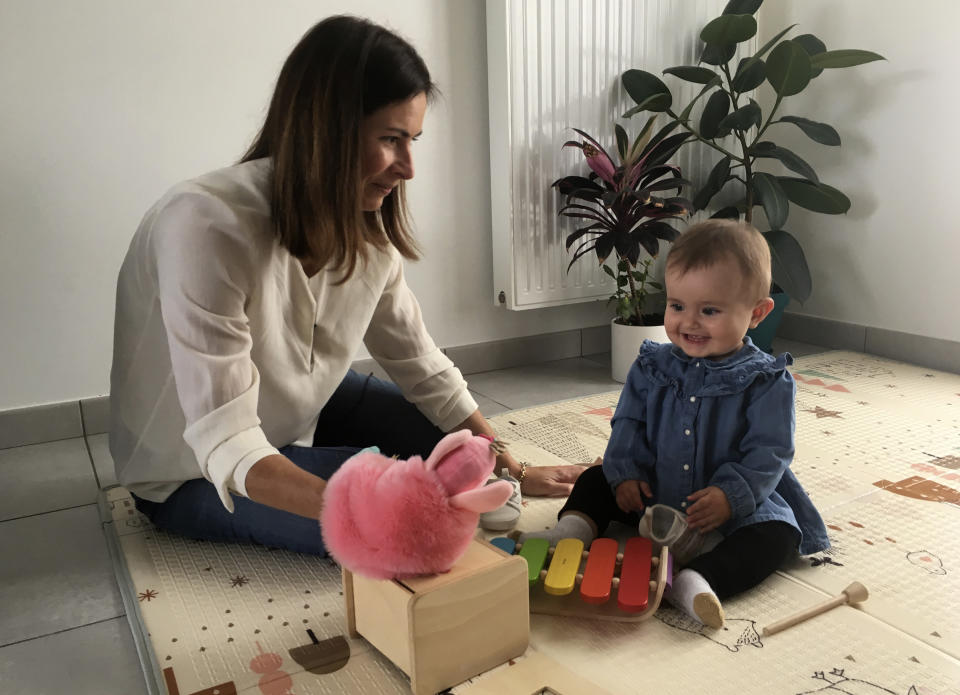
[610,319,670,383]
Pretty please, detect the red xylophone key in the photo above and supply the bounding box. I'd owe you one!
[579,538,618,605]
[617,537,652,612]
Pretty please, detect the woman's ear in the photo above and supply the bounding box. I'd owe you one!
[749,297,776,329]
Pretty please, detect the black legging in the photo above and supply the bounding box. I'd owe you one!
[560,465,800,599]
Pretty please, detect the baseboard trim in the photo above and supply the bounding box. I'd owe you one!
[4,320,954,450]
[0,326,609,450]
[779,312,960,374]
[0,401,84,450]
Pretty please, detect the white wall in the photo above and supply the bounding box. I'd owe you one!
[5,1,955,412]
[757,1,960,343]
[0,0,607,411]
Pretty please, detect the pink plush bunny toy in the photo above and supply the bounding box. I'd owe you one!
[320,431,514,579]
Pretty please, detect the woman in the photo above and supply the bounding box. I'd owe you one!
[109,15,583,554]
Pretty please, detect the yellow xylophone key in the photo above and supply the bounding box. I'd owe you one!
[544,538,584,596]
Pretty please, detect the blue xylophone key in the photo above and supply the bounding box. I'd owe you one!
[490,537,516,554]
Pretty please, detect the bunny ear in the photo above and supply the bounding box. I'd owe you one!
[449,481,513,513]
[423,430,474,471]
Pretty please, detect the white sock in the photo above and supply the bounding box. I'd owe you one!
[665,569,725,629]
[518,513,596,547]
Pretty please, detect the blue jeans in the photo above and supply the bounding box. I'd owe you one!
[132,370,446,555]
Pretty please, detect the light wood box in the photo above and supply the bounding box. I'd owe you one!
[344,538,530,695]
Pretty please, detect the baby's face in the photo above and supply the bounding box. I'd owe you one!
[664,259,770,361]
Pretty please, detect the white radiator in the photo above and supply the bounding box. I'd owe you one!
[486,0,748,310]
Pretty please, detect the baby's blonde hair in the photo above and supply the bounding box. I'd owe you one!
[666,219,772,301]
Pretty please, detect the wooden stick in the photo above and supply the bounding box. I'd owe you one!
[762,581,869,636]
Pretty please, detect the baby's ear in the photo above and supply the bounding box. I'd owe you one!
[750,297,776,328]
[448,480,513,513]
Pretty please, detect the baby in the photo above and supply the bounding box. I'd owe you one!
[521,219,829,628]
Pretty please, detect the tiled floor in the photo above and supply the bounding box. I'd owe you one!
[0,338,825,694]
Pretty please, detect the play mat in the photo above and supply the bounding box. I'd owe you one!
[100,350,960,694]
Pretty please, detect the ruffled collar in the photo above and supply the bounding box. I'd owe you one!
[638,337,793,396]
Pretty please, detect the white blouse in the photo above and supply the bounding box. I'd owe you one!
[109,159,477,511]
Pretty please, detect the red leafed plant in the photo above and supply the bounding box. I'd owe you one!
[554,119,693,326]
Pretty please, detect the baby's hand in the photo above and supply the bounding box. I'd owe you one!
[685,486,731,533]
[615,480,653,514]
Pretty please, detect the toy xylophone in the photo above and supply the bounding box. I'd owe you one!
[489,536,672,622]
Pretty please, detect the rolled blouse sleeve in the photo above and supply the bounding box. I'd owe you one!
[363,256,477,431]
[152,191,279,511]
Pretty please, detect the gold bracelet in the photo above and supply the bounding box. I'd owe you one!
[490,437,526,483]
[517,461,528,484]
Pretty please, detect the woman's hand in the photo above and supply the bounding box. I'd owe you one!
[520,463,585,496]
[685,486,731,533]
[615,479,653,514]
[453,409,588,497]
[245,453,327,519]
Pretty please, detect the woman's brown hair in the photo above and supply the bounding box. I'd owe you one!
[241,16,435,280]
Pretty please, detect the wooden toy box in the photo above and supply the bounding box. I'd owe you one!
[343,538,530,695]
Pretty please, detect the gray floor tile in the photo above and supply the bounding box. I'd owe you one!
[466,357,621,410]
[86,433,117,488]
[0,617,147,695]
[469,389,510,417]
[582,352,612,368]
[0,438,99,521]
[0,505,124,646]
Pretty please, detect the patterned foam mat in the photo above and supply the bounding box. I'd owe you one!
[458,572,960,695]
[102,350,960,694]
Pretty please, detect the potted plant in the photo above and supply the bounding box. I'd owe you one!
[618,0,884,351]
[553,123,693,382]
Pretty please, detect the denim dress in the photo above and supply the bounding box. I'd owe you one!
[603,337,829,555]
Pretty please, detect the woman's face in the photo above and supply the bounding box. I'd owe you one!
[359,92,427,211]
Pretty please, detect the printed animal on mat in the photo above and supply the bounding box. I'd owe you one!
[873,476,960,505]
[655,608,762,652]
[287,630,351,674]
[249,642,293,695]
[163,667,237,695]
[906,550,947,575]
[320,431,513,579]
[796,667,919,695]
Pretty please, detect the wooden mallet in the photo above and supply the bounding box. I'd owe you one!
[762,581,869,636]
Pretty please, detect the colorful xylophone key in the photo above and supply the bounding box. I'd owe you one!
[617,537,652,613]
[544,538,583,596]
[517,537,550,586]
[579,538,618,605]
[492,535,655,614]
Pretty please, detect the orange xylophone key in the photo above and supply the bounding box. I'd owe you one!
[579,538,618,605]
[617,537,652,613]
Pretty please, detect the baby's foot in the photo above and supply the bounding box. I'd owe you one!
[518,512,595,547]
[665,568,725,629]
